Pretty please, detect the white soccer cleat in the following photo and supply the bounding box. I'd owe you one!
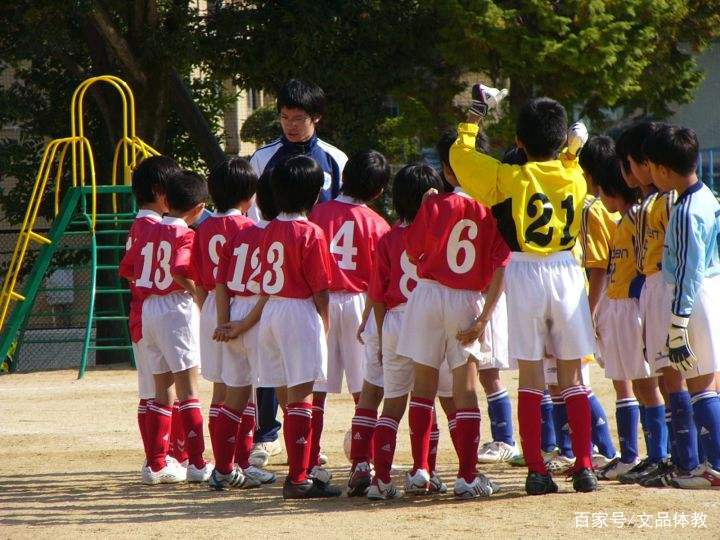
[367,479,402,500]
[243,465,277,485]
[453,473,498,499]
[597,457,641,481]
[309,465,332,484]
[404,468,431,495]
[428,472,448,494]
[187,461,214,483]
[249,439,282,468]
[592,451,619,470]
[673,463,720,489]
[208,466,247,491]
[546,454,576,473]
[142,462,187,485]
[477,441,520,464]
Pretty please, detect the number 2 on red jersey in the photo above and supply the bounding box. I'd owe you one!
[227,243,262,294]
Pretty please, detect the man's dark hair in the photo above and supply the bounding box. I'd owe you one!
[643,124,699,177]
[392,164,445,223]
[341,150,390,202]
[131,155,181,206]
[615,121,657,170]
[516,97,567,159]
[271,155,324,213]
[595,155,640,204]
[276,79,325,117]
[501,146,528,166]
[436,128,457,166]
[165,170,208,213]
[255,168,279,221]
[579,136,616,181]
[208,157,257,213]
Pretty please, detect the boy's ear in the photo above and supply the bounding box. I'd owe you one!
[312,115,321,125]
[515,136,525,151]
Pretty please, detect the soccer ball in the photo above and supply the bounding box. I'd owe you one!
[343,429,352,462]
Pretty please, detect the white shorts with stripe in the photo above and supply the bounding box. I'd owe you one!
[640,272,673,372]
[221,295,261,388]
[361,314,383,389]
[543,357,591,387]
[199,290,223,383]
[596,296,652,380]
[132,338,155,399]
[677,274,720,379]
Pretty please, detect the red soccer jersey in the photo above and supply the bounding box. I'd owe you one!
[404,189,510,291]
[120,216,196,297]
[217,221,268,297]
[190,210,253,292]
[368,223,419,309]
[309,196,390,292]
[123,209,162,343]
[259,214,332,299]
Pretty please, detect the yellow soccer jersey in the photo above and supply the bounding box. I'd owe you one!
[634,191,657,274]
[607,206,640,299]
[451,123,587,255]
[641,190,677,276]
[580,195,620,269]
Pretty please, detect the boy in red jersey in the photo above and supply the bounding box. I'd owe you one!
[120,171,212,485]
[190,158,255,442]
[256,155,342,499]
[309,150,390,479]
[398,152,510,500]
[124,156,181,480]
[208,170,278,490]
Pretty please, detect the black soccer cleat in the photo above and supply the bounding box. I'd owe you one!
[571,467,598,493]
[619,458,669,485]
[283,477,342,499]
[638,461,678,488]
[525,471,559,495]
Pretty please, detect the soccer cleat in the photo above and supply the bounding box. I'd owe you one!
[404,468,431,495]
[597,457,641,481]
[570,467,598,493]
[309,465,332,485]
[187,461,214,483]
[249,439,282,468]
[428,472,448,494]
[319,451,329,466]
[282,477,342,499]
[671,463,720,489]
[367,478,402,500]
[142,462,187,485]
[453,473,498,499]
[639,464,682,488]
[618,458,670,485]
[546,454,575,473]
[477,441,520,464]
[507,453,526,467]
[347,462,373,497]
[525,471,558,495]
[592,451,618,470]
[243,465,277,485]
[208,466,248,491]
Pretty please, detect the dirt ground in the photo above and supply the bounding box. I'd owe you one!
[1,365,718,539]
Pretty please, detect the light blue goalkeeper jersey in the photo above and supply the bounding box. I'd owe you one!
[662,181,720,317]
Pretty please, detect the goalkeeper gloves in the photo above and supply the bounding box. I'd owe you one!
[469,84,508,118]
[666,314,697,372]
[567,121,589,156]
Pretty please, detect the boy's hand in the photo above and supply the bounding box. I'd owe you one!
[567,121,589,156]
[469,84,509,118]
[215,321,248,341]
[456,317,489,346]
[356,320,366,344]
[666,315,696,372]
[422,187,438,202]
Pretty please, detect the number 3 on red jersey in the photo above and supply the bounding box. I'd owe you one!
[262,241,285,294]
[136,241,173,290]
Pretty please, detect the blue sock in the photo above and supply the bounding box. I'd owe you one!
[669,391,699,471]
[698,429,707,464]
[644,405,669,463]
[487,389,514,445]
[616,398,640,463]
[588,388,616,458]
[665,408,676,457]
[639,405,650,453]
[540,391,556,452]
[551,396,573,458]
[691,391,720,470]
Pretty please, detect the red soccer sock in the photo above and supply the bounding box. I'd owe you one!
[409,397,434,473]
[308,393,325,470]
[138,399,150,461]
[286,402,313,483]
[519,388,547,475]
[235,402,256,469]
[373,415,400,484]
[428,410,440,474]
[179,398,206,469]
[447,412,459,455]
[455,408,481,482]
[212,405,241,475]
[561,385,593,470]
[169,401,188,463]
[208,401,223,441]
[350,407,377,468]
[146,402,173,472]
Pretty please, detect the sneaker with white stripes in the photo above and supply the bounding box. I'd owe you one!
[243,465,277,485]
[404,468,430,495]
[367,478,402,500]
[597,457,640,481]
[309,465,332,485]
[142,461,187,485]
[428,472,448,494]
[477,441,520,463]
[453,473,498,499]
[672,463,720,489]
[208,466,247,490]
[187,462,214,483]
[546,454,575,473]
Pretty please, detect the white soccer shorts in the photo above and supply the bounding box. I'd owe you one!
[314,291,365,394]
[257,297,328,389]
[199,290,223,383]
[595,296,652,381]
[132,339,155,399]
[221,295,261,388]
[382,307,452,399]
[640,272,673,372]
[505,252,595,361]
[543,357,591,387]
[477,293,515,371]
[362,314,384,389]
[141,292,201,374]
[677,274,720,379]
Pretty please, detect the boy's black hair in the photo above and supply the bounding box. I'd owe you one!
[392,164,445,223]
[615,121,657,169]
[501,146,528,166]
[271,155,324,213]
[165,170,209,213]
[579,135,616,181]
[131,155,181,206]
[595,155,640,204]
[516,97,567,159]
[436,128,457,166]
[208,157,257,213]
[643,124,699,177]
[341,150,390,202]
[276,79,325,117]
[255,168,279,221]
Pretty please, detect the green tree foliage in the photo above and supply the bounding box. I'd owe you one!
[239,105,281,150]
